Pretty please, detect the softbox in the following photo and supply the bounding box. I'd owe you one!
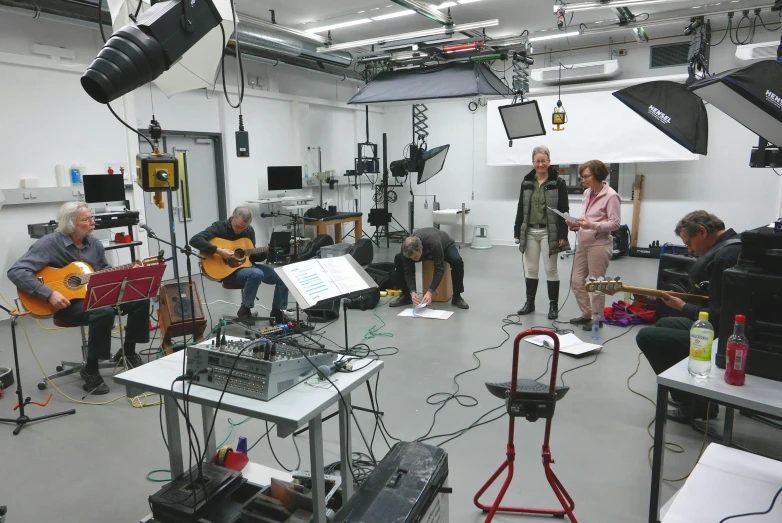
[612,81,708,155]
[689,60,782,147]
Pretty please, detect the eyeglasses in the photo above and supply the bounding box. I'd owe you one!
[580,174,594,179]
[533,160,549,165]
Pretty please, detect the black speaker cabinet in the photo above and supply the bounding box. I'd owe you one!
[655,254,699,320]
[718,267,782,381]
[305,299,340,323]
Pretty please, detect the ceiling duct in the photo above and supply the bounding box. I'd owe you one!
[531,60,621,85]
[0,0,357,79]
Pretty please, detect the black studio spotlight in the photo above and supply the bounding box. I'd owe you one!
[81,0,221,104]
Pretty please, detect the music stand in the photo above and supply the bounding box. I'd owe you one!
[83,265,165,375]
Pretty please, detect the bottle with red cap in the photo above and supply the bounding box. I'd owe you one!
[725,314,749,386]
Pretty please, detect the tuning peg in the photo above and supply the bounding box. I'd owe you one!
[597,276,605,282]
[587,276,597,282]
[614,276,621,282]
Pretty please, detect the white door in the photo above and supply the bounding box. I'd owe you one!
[141,135,221,282]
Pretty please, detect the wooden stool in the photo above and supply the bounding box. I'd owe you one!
[422,260,453,302]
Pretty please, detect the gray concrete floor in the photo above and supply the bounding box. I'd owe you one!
[1,245,779,523]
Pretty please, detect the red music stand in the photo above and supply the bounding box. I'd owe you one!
[474,328,578,523]
[83,265,165,371]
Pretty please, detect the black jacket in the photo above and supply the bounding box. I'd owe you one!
[403,228,454,293]
[513,166,569,241]
[189,219,267,263]
[682,229,741,334]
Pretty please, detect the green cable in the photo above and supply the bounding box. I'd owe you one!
[363,298,394,340]
[146,469,171,482]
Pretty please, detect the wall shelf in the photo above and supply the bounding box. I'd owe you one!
[0,187,84,206]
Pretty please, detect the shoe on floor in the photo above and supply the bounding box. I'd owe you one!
[389,294,413,308]
[113,350,144,369]
[79,368,109,395]
[667,402,719,424]
[582,320,604,331]
[452,296,469,309]
[569,316,590,325]
[237,304,253,320]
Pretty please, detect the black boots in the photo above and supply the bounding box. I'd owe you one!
[547,280,560,320]
[517,278,538,315]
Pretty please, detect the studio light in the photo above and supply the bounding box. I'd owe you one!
[81,0,222,104]
[389,144,451,184]
[498,100,546,146]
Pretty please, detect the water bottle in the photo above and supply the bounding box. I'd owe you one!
[591,311,600,341]
[725,314,749,386]
[688,311,714,378]
[70,163,83,185]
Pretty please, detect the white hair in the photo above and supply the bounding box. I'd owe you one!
[232,206,253,224]
[56,201,90,235]
[531,145,551,162]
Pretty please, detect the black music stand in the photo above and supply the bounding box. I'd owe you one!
[83,265,165,378]
[0,303,75,435]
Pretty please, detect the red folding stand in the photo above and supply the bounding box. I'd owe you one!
[474,328,577,522]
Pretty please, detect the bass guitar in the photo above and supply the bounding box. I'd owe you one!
[200,237,270,281]
[584,278,708,302]
[17,253,165,317]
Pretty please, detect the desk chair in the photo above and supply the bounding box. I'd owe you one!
[38,319,117,391]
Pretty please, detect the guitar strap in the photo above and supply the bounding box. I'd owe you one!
[688,238,742,289]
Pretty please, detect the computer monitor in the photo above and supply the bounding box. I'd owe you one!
[267,166,303,191]
[83,174,126,203]
[498,100,546,141]
[417,144,450,185]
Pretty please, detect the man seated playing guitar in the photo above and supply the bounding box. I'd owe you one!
[7,202,150,395]
[190,206,290,324]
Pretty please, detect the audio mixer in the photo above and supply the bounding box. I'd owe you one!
[186,335,337,401]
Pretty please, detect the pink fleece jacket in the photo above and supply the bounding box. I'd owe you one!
[577,183,621,248]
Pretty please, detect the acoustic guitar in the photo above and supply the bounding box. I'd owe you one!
[200,237,270,281]
[17,253,165,317]
[584,278,708,303]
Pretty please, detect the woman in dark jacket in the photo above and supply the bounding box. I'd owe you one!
[513,145,570,319]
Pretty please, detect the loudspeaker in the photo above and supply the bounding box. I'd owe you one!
[348,238,374,266]
[655,254,698,320]
[159,282,207,350]
[305,300,340,322]
[718,267,782,381]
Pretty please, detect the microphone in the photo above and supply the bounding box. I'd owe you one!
[260,212,275,218]
[317,363,340,381]
[139,223,155,236]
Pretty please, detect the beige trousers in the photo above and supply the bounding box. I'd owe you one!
[524,227,559,281]
[571,243,613,319]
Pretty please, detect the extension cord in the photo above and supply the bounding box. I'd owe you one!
[386,289,402,296]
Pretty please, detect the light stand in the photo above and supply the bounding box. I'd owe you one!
[0,303,75,435]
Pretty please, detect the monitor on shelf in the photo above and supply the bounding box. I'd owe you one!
[83,174,126,204]
[267,166,303,192]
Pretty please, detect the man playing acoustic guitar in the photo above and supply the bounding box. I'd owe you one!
[190,206,290,324]
[8,202,150,394]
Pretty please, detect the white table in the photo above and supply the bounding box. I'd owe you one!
[648,358,782,523]
[663,443,782,522]
[114,351,384,523]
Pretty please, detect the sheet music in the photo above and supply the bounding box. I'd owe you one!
[282,260,342,308]
[547,206,576,222]
[398,308,454,320]
[318,256,369,295]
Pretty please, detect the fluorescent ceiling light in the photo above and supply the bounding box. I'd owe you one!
[433,2,457,7]
[317,19,499,52]
[306,18,372,33]
[372,9,416,21]
[557,0,689,12]
[528,31,580,42]
[458,0,482,3]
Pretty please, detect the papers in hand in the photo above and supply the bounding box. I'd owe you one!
[548,206,576,222]
[525,332,601,356]
[398,307,453,320]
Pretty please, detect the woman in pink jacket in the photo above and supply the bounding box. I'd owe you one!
[566,160,621,331]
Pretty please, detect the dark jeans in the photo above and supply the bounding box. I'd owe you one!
[394,244,465,296]
[54,299,151,361]
[637,317,707,409]
[223,264,289,309]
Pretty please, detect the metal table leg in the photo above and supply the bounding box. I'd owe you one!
[309,415,327,523]
[648,385,668,523]
[202,405,217,461]
[164,395,184,477]
[339,393,354,501]
[723,407,735,448]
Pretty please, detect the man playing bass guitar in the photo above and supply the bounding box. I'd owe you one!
[190,206,290,324]
[8,202,150,394]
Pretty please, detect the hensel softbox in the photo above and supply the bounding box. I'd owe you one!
[613,81,708,155]
[689,60,782,147]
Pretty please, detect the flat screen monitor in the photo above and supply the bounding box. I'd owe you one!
[267,166,303,191]
[498,100,546,140]
[417,144,450,185]
[83,174,126,203]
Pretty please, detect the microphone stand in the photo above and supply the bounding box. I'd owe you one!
[0,303,75,435]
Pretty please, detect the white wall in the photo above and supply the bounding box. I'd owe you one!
[381,32,782,247]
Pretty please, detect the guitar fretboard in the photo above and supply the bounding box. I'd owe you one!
[74,262,136,285]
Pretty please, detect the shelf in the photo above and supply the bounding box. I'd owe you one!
[1,187,84,206]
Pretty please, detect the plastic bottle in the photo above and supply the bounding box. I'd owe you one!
[69,163,83,185]
[591,311,600,341]
[688,311,714,378]
[725,314,749,386]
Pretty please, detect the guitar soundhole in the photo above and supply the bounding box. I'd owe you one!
[233,248,245,259]
[65,274,83,289]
